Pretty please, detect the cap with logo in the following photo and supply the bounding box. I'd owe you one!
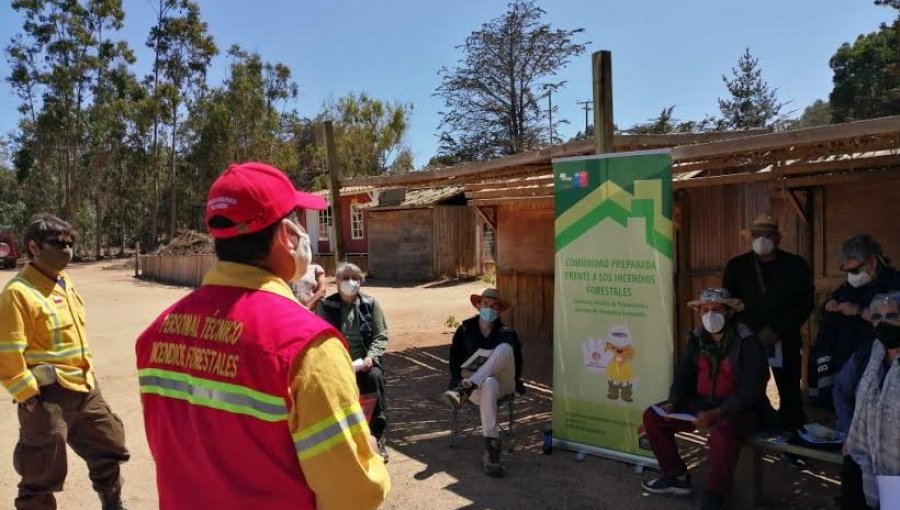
[205,162,327,239]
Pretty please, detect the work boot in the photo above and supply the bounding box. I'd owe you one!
[482,437,504,478]
[99,489,127,510]
[607,380,619,400]
[621,383,634,403]
[377,436,389,464]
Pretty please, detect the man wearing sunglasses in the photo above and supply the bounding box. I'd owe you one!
[0,214,130,510]
[814,235,900,433]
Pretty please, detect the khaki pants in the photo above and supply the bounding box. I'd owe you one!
[14,383,130,510]
[467,343,516,439]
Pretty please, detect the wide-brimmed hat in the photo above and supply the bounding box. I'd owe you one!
[470,288,510,311]
[688,288,745,312]
[741,214,784,239]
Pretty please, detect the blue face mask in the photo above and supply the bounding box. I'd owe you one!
[479,308,498,323]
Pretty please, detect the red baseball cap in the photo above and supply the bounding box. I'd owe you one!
[205,162,327,239]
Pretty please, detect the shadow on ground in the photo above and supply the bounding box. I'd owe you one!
[383,345,842,510]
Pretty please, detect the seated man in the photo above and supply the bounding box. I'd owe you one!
[316,262,389,461]
[441,288,524,478]
[641,288,768,510]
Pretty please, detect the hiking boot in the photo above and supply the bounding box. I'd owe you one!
[607,380,620,400]
[697,492,724,510]
[621,383,634,402]
[377,437,389,464]
[482,437,504,478]
[441,386,473,409]
[99,489,127,510]
[641,474,693,496]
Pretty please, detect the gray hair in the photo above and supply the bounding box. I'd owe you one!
[869,291,900,313]
[838,234,887,265]
[335,262,364,281]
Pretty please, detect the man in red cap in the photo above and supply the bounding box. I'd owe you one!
[135,162,389,509]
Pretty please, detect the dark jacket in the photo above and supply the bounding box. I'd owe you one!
[812,265,900,410]
[669,321,769,415]
[317,292,388,366]
[723,249,814,346]
[448,316,524,392]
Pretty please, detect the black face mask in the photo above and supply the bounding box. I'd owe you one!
[876,323,900,350]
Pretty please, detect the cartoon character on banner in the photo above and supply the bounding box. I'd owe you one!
[604,325,637,403]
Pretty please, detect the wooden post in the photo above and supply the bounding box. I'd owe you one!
[323,121,346,265]
[134,242,140,278]
[592,50,614,154]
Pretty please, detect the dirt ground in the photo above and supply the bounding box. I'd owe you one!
[0,264,841,509]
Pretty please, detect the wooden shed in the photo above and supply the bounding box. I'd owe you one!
[340,117,900,381]
[365,186,477,281]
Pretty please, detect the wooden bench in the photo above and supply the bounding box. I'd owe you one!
[733,434,843,509]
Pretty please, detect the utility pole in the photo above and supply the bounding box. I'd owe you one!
[592,51,614,154]
[543,83,561,146]
[576,100,593,134]
[323,121,345,265]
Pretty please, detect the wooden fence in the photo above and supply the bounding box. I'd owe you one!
[138,254,217,287]
[138,253,370,287]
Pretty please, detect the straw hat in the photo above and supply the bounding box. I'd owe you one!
[470,288,510,311]
[687,288,745,312]
[741,214,784,239]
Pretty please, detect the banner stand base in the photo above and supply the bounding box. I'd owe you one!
[553,438,659,471]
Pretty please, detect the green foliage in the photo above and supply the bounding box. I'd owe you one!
[445,315,461,329]
[829,22,899,122]
[436,0,588,161]
[323,92,413,178]
[783,99,833,130]
[718,48,784,129]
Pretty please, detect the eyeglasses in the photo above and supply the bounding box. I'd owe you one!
[871,312,900,322]
[43,239,74,249]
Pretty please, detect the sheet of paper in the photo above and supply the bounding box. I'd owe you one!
[878,476,900,509]
[768,341,783,368]
[652,404,697,422]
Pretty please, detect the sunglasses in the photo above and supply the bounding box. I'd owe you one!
[841,264,867,275]
[43,239,74,249]
[871,312,900,322]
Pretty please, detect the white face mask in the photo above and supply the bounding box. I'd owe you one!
[284,220,312,282]
[339,279,361,297]
[702,311,726,334]
[847,270,872,289]
[752,236,774,256]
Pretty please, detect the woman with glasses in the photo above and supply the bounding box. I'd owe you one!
[817,235,900,434]
[840,292,900,509]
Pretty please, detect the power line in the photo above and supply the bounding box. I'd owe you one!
[576,100,593,133]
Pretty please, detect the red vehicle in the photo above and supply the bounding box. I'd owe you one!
[0,232,19,269]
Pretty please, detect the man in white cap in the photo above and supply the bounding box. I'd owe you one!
[441,288,524,478]
[723,214,813,437]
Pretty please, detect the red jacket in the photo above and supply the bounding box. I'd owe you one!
[136,268,339,509]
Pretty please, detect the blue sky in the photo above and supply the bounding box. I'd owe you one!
[0,0,894,167]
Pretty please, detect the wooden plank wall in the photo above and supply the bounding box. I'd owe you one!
[432,206,477,277]
[367,208,434,280]
[495,201,556,378]
[496,271,554,379]
[138,254,216,287]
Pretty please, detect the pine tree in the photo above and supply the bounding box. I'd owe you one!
[718,48,784,129]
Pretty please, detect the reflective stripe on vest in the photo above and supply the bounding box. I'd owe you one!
[292,402,367,461]
[138,368,288,423]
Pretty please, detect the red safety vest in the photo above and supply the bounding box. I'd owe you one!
[136,280,339,509]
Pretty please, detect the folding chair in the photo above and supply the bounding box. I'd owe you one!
[448,392,516,451]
